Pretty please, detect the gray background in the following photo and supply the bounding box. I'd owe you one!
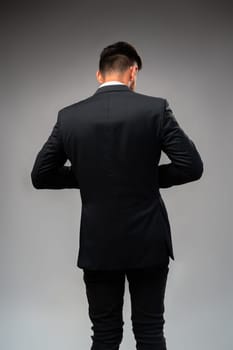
[1,1,232,349]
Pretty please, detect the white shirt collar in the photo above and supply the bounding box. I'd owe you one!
[98,80,127,88]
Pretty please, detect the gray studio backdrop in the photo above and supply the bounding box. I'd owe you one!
[1,1,232,349]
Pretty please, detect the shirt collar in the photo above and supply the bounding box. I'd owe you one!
[98,81,127,89]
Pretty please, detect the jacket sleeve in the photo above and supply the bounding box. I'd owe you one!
[31,110,79,189]
[158,99,204,188]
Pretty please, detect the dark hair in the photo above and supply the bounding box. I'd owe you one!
[99,41,142,76]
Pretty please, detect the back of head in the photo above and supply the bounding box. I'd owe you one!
[99,41,142,77]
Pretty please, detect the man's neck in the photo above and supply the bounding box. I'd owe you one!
[98,80,127,88]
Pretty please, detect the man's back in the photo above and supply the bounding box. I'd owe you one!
[32,84,203,270]
[61,85,164,203]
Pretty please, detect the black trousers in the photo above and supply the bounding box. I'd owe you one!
[83,261,169,350]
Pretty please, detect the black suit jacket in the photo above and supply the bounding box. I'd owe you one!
[31,84,203,270]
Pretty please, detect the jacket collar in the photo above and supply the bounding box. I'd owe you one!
[93,84,133,95]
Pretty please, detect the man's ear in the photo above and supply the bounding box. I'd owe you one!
[96,70,104,83]
[129,65,138,81]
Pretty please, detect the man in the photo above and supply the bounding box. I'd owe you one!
[31,41,203,350]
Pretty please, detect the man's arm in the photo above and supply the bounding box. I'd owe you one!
[158,99,204,188]
[31,110,79,189]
